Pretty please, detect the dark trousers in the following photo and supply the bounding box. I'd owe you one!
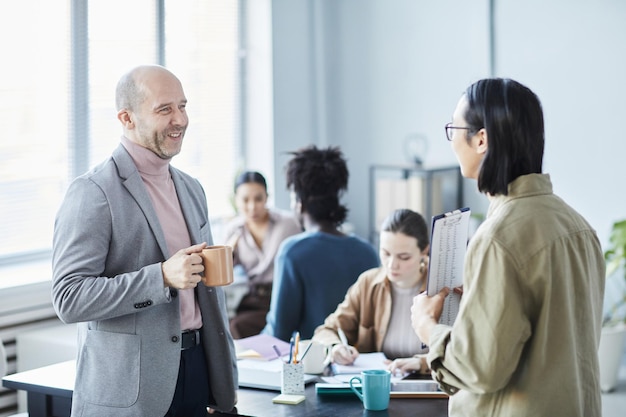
[229,287,271,339]
[164,342,210,417]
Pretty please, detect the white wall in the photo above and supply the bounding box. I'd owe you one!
[269,0,321,209]
[494,0,626,246]
[269,0,491,238]
[268,0,626,247]
[324,0,491,239]
[244,0,277,199]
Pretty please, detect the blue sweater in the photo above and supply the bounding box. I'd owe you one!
[262,231,379,341]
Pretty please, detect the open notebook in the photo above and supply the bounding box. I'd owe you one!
[330,352,388,376]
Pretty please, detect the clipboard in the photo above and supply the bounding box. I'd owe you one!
[426,207,471,326]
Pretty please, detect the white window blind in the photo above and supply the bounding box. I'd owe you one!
[0,1,70,259]
[164,0,242,220]
[0,0,242,286]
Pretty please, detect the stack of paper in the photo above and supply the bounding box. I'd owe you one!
[237,358,318,390]
[330,352,388,375]
[235,334,291,360]
[236,334,318,390]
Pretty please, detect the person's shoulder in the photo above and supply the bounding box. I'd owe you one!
[269,208,301,228]
[346,233,374,245]
[222,215,246,238]
[279,231,309,250]
[74,155,118,188]
[276,231,318,259]
[269,207,294,219]
[224,214,246,230]
[356,266,385,285]
[346,234,378,253]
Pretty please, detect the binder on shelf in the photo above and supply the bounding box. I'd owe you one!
[369,164,462,245]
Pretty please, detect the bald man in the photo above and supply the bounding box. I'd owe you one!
[52,65,237,417]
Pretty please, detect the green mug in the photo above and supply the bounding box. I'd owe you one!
[349,369,391,411]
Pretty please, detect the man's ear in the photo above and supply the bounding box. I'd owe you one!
[117,109,134,129]
[475,128,488,155]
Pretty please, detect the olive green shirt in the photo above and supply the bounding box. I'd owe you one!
[428,174,605,417]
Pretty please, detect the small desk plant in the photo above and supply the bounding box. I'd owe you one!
[599,219,626,392]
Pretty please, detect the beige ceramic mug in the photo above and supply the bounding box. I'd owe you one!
[200,245,234,286]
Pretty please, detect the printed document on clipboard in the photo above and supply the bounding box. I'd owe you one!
[426,207,471,326]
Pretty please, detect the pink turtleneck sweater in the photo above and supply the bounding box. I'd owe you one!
[121,136,202,332]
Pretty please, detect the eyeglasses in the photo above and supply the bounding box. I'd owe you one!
[445,123,471,141]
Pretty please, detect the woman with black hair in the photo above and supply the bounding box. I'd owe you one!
[262,145,379,341]
[411,78,605,416]
[222,171,301,339]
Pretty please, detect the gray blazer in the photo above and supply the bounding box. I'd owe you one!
[52,144,237,416]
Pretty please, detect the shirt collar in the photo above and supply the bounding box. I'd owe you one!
[487,173,553,218]
[120,136,171,176]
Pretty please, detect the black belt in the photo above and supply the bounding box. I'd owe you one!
[181,329,201,350]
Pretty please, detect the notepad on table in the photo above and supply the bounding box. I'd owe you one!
[235,333,291,360]
[272,393,306,404]
[330,352,388,375]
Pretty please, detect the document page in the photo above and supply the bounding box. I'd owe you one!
[426,208,471,326]
[330,352,388,375]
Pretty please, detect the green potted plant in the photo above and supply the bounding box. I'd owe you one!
[603,219,626,325]
[599,219,626,392]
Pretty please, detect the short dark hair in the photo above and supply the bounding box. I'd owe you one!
[285,145,349,226]
[234,171,267,193]
[381,209,429,251]
[464,78,544,196]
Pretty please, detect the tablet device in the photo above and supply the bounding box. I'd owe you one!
[390,380,448,398]
[315,380,448,398]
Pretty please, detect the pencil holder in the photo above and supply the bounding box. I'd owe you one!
[281,361,305,395]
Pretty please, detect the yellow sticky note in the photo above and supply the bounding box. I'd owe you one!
[236,349,264,360]
[272,394,306,405]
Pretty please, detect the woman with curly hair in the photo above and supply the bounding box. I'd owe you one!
[262,145,379,341]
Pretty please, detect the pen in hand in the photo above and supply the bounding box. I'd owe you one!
[337,327,349,347]
[335,327,358,365]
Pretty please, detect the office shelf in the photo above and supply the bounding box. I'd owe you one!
[369,164,463,245]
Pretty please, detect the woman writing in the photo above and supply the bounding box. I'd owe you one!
[313,208,431,375]
[223,171,301,339]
